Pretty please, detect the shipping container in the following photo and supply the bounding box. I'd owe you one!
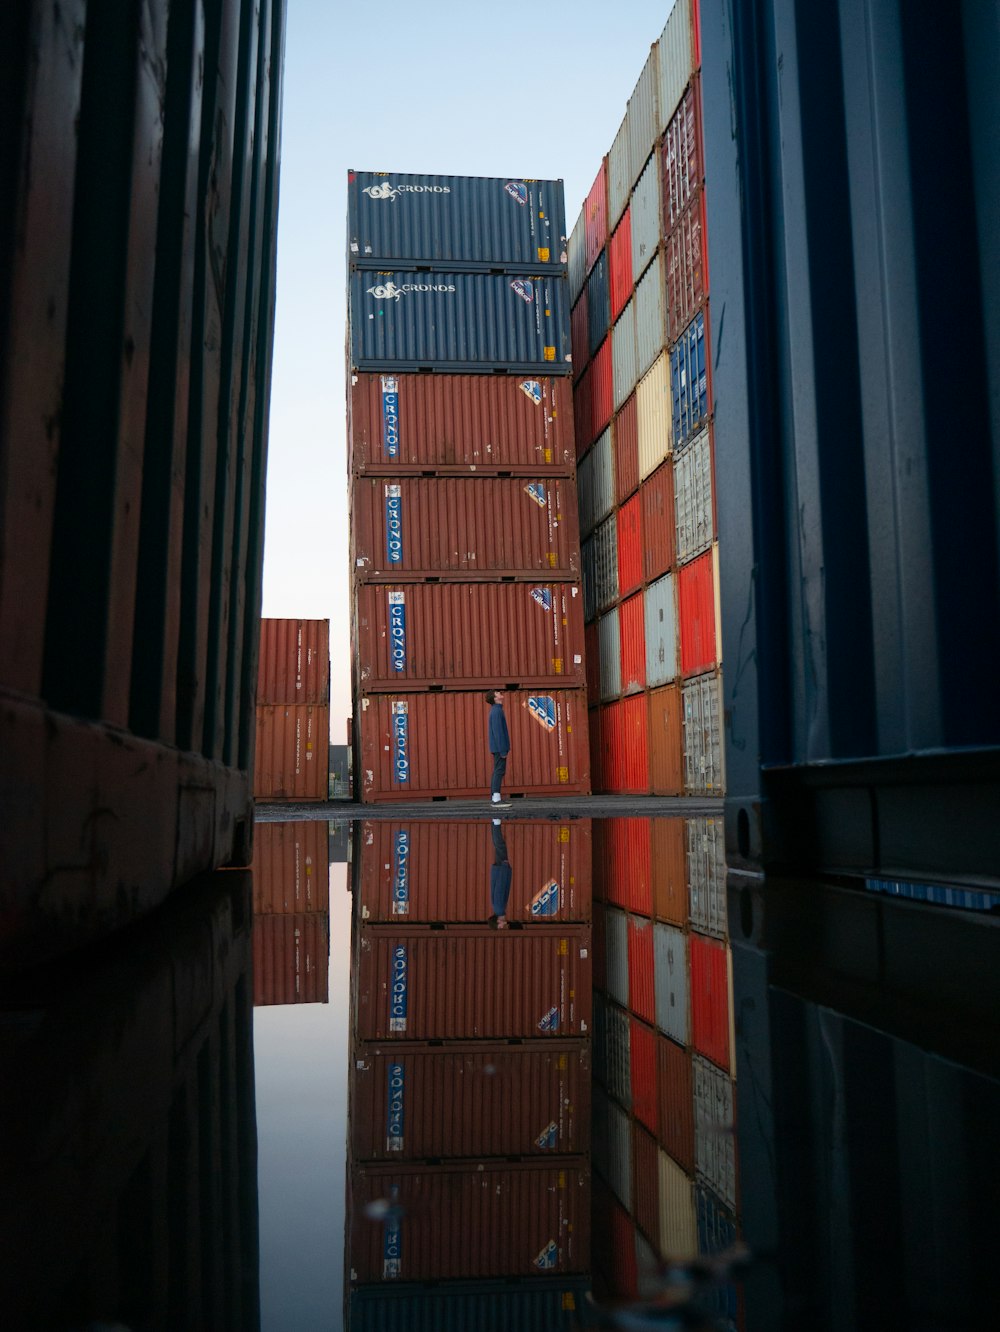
[658,1151,698,1261]
[598,818,653,916]
[693,1054,736,1209]
[573,363,593,458]
[612,301,638,411]
[682,671,724,795]
[600,694,650,794]
[354,926,592,1040]
[358,689,590,801]
[689,934,730,1071]
[347,172,567,272]
[673,426,713,563]
[570,290,589,380]
[607,118,631,231]
[630,154,662,285]
[649,684,684,796]
[632,1122,661,1251]
[609,209,633,321]
[606,1197,639,1299]
[627,913,656,1023]
[644,573,678,688]
[254,704,330,800]
[355,819,592,924]
[567,211,586,305]
[351,475,579,579]
[665,191,707,345]
[592,989,609,1085]
[629,1015,658,1134]
[598,608,622,702]
[350,1041,590,1161]
[651,817,687,924]
[687,816,726,940]
[614,395,639,503]
[586,252,610,358]
[591,337,614,439]
[605,996,632,1111]
[348,1159,589,1283]
[657,0,694,133]
[348,1278,596,1332]
[585,516,619,616]
[603,1094,633,1212]
[696,1183,737,1258]
[605,906,629,1010]
[258,619,330,705]
[653,921,689,1045]
[657,1035,695,1172]
[578,427,615,537]
[253,913,329,1007]
[662,78,703,233]
[348,372,576,473]
[592,899,607,989]
[637,352,672,480]
[616,494,643,599]
[585,620,600,704]
[354,581,586,692]
[634,253,666,380]
[641,465,676,582]
[619,593,646,696]
[678,549,717,676]
[626,46,660,193]
[252,820,330,915]
[348,270,571,374]
[584,161,608,274]
[670,311,708,450]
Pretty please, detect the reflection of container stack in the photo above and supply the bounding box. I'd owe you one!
[254,618,331,801]
[568,2,723,799]
[251,821,330,1006]
[346,172,591,801]
[345,820,594,1325]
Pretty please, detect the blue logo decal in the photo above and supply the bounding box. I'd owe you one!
[385,484,403,564]
[524,481,547,508]
[381,376,400,457]
[392,828,410,914]
[388,591,406,672]
[386,1063,405,1151]
[519,379,542,404]
[535,1121,558,1150]
[530,586,552,612]
[531,879,560,917]
[527,695,557,732]
[511,278,534,304]
[391,701,409,784]
[389,944,408,1032]
[534,1240,558,1269]
[538,1005,560,1033]
[383,1187,402,1277]
[505,180,528,206]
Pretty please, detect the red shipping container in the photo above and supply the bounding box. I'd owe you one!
[351,475,580,579]
[585,621,600,704]
[355,581,586,691]
[648,684,683,796]
[618,591,646,695]
[631,1121,661,1251]
[348,373,576,473]
[584,160,608,274]
[665,191,707,345]
[657,1035,695,1172]
[662,77,704,234]
[258,618,329,705]
[600,694,650,794]
[609,207,633,321]
[252,821,330,914]
[608,1200,638,1299]
[359,689,590,801]
[355,925,592,1041]
[571,291,589,379]
[593,901,607,987]
[252,913,328,1006]
[350,1041,590,1161]
[677,549,717,675]
[591,337,613,440]
[616,493,643,598]
[689,932,731,1070]
[254,704,329,800]
[641,463,675,582]
[574,363,593,459]
[589,705,602,791]
[349,1159,589,1282]
[601,818,652,915]
[630,1016,658,1134]
[651,816,688,922]
[356,819,591,923]
[614,394,639,503]
[627,913,656,1025]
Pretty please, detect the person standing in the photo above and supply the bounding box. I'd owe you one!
[486,690,511,806]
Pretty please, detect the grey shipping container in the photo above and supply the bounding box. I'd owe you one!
[592,516,620,614]
[654,921,689,1044]
[605,905,629,1009]
[348,270,571,374]
[605,1094,633,1211]
[568,213,587,306]
[687,816,726,940]
[599,608,622,702]
[635,252,667,380]
[347,171,567,272]
[693,1055,736,1209]
[613,300,639,410]
[658,0,694,133]
[605,994,633,1111]
[608,117,631,229]
[582,534,598,623]
[626,46,660,194]
[631,154,662,285]
[645,573,678,688]
[578,427,615,537]
[593,990,608,1086]
[673,427,714,564]
[683,671,724,795]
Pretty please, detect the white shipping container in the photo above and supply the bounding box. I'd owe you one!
[613,301,639,410]
[693,1054,737,1209]
[606,1095,633,1211]
[637,352,672,481]
[657,0,694,134]
[608,116,631,229]
[599,607,622,701]
[687,816,726,940]
[593,515,619,612]
[579,427,615,536]
[605,993,632,1110]
[568,211,587,306]
[682,671,725,795]
[606,905,629,1008]
[673,427,714,563]
[627,46,660,194]
[658,1150,698,1260]
[644,572,678,688]
[631,155,662,285]
[653,920,689,1044]
[634,252,666,379]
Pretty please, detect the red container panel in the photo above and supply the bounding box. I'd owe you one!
[252,821,330,915]
[257,619,330,705]
[609,208,634,322]
[641,464,675,583]
[584,161,609,274]
[627,914,656,1025]
[359,689,590,801]
[657,1035,695,1172]
[350,1041,590,1160]
[632,1122,661,1251]
[585,620,600,704]
[574,364,593,458]
[591,337,613,440]
[618,591,646,695]
[608,1200,638,1299]
[349,373,575,473]
[254,704,329,800]
[599,695,650,795]
[630,1016,658,1134]
[665,191,707,345]
[662,77,703,234]
[355,926,592,1040]
[356,819,592,923]
[677,549,717,676]
[616,494,643,599]
[600,818,652,915]
[252,913,328,1006]
[355,581,586,690]
[689,933,731,1070]
[350,1159,589,1282]
[351,476,580,579]
[571,293,590,379]
[614,394,639,503]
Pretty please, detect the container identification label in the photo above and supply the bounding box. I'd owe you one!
[388,590,406,671]
[530,586,552,611]
[534,1240,558,1269]
[382,1188,402,1278]
[524,482,547,508]
[519,379,542,405]
[510,278,534,304]
[535,1121,558,1150]
[391,700,409,784]
[527,695,557,731]
[386,1063,405,1151]
[391,828,409,914]
[538,1005,560,1033]
[530,879,561,917]
[380,376,400,457]
[389,944,408,1032]
[385,484,403,564]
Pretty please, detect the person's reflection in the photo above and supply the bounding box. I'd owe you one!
[487,818,515,930]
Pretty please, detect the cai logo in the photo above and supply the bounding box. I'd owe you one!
[530,880,560,917]
[381,376,400,456]
[505,180,528,206]
[386,1063,405,1151]
[527,695,557,732]
[524,481,547,508]
[391,827,410,914]
[535,1122,558,1150]
[363,181,452,201]
[538,1005,560,1033]
[534,1241,558,1270]
[519,379,542,405]
[385,484,403,564]
[389,944,408,1032]
[367,280,456,300]
[530,587,552,612]
[388,591,406,672]
[391,700,409,784]
[510,278,534,304]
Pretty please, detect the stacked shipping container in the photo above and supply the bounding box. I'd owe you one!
[251,821,330,1006]
[254,619,331,800]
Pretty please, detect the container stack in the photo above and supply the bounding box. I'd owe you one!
[567,1,722,800]
[346,172,590,801]
[344,818,594,1326]
[254,618,331,801]
[251,821,330,1006]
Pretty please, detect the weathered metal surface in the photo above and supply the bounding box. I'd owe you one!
[651,816,688,922]
[629,1014,658,1133]
[578,427,615,537]
[570,291,589,379]
[654,921,689,1044]
[567,210,586,305]
[252,911,329,1006]
[254,704,329,800]
[628,911,656,1024]
[584,160,608,274]
[662,78,703,234]
[659,1150,697,1260]
[599,694,650,794]
[665,190,707,345]
[693,1054,737,1208]
[596,816,653,915]
[607,116,631,228]
[632,1119,661,1250]
[673,426,714,564]
[645,573,678,688]
[657,0,694,133]
[614,393,639,503]
[598,607,622,701]
[630,152,662,285]
[627,44,660,191]
[587,249,610,358]
[682,670,724,795]
[605,906,629,1009]
[619,592,646,697]
[641,463,676,582]
[637,351,672,480]
[591,336,614,441]
[678,549,718,676]
[658,1034,695,1172]
[612,300,638,411]
[257,618,330,705]
[609,207,633,321]
[689,934,730,1070]
[617,492,643,598]
[670,309,708,451]
[252,819,330,914]
[634,252,667,380]
[687,815,726,940]
[649,683,684,796]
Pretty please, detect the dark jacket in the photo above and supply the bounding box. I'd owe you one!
[490,860,513,916]
[488,703,510,756]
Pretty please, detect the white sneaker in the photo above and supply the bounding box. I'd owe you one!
[491,792,501,804]
[492,818,501,826]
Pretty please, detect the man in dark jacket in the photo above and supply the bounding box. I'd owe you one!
[488,819,513,929]
[485,690,511,806]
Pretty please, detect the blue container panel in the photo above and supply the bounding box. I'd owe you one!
[349,1279,597,1331]
[348,172,568,271]
[695,1185,739,1322]
[670,310,707,449]
[349,271,572,373]
[587,251,610,357]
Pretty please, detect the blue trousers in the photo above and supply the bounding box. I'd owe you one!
[490,752,507,797]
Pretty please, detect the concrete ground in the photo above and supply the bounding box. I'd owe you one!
[255,794,724,822]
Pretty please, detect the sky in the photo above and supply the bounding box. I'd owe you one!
[261,0,677,742]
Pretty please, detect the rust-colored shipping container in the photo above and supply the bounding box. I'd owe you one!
[630,1015,658,1135]
[350,1041,590,1161]
[677,549,717,676]
[607,1198,638,1299]
[349,373,576,473]
[571,293,590,379]
[619,592,646,695]
[599,694,650,794]
[355,581,586,691]
[252,821,330,915]
[641,463,675,583]
[616,493,643,599]
[358,689,590,801]
[651,817,688,923]
[627,914,656,1025]
[599,818,653,915]
[585,621,600,704]
[632,1122,661,1251]
[254,704,329,800]
[662,77,703,234]
[648,684,684,795]
[665,191,707,345]
[355,819,592,923]
[257,619,330,705]
[689,933,731,1071]
[609,208,633,322]
[657,1035,695,1172]
[351,475,580,579]
[614,394,639,503]
[349,1159,589,1283]
[574,363,593,458]
[252,913,329,1006]
[354,926,592,1040]
[584,161,608,274]
[592,338,614,441]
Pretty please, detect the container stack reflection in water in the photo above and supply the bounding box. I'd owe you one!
[251,821,330,1006]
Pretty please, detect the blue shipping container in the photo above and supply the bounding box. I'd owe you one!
[587,251,610,358]
[348,171,568,273]
[349,271,572,374]
[671,310,708,449]
[348,1278,597,1331]
[695,1185,739,1322]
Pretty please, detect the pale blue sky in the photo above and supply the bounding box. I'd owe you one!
[261,0,675,740]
